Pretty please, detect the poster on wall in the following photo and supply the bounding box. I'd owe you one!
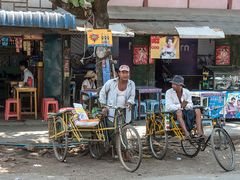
[215,45,231,65]
[150,36,180,59]
[225,91,240,119]
[133,45,148,65]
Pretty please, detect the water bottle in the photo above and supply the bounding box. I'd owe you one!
[27,77,32,87]
[165,113,170,131]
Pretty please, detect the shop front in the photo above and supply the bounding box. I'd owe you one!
[0,10,75,120]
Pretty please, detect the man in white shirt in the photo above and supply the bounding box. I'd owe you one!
[165,75,203,139]
[19,60,34,87]
[99,65,135,123]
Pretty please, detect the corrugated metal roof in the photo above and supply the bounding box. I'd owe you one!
[109,7,240,35]
[0,10,76,29]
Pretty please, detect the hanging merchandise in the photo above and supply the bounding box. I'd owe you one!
[27,41,31,56]
[1,36,9,46]
[40,41,43,52]
[133,45,148,65]
[23,41,27,51]
[15,37,23,53]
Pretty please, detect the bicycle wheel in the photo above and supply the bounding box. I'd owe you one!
[181,139,201,158]
[89,142,105,160]
[211,127,235,171]
[116,124,142,172]
[149,121,168,160]
[52,117,68,162]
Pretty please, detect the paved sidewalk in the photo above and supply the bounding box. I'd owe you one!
[0,118,240,146]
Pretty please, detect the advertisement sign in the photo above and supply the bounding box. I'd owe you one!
[225,91,240,119]
[150,36,180,59]
[87,29,112,47]
[215,45,230,65]
[133,45,148,65]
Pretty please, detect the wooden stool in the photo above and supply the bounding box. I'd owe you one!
[43,99,59,121]
[4,98,21,121]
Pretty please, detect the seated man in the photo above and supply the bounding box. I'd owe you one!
[165,75,204,139]
[19,60,34,87]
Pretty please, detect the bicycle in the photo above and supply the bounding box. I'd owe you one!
[146,106,236,171]
[48,105,142,172]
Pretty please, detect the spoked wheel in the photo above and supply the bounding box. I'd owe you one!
[181,138,201,158]
[149,121,168,160]
[211,127,235,171]
[52,117,68,162]
[116,124,142,172]
[89,142,105,160]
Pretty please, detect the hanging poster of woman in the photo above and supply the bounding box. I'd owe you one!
[133,45,148,65]
[215,45,231,65]
[150,36,180,59]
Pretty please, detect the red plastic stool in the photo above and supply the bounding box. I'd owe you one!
[41,98,55,119]
[43,99,59,121]
[4,98,21,121]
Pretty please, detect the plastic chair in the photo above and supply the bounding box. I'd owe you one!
[4,98,21,120]
[134,100,147,119]
[43,99,59,121]
[41,98,55,119]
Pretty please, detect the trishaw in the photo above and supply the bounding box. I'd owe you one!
[146,106,236,171]
[48,105,142,172]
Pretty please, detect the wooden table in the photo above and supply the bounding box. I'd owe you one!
[136,86,162,119]
[14,87,38,119]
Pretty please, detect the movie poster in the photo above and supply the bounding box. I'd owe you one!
[150,36,180,59]
[133,45,148,65]
[215,45,230,65]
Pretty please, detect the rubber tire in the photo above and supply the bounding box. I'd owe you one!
[116,124,142,172]
[52,118,68,162]
[149,123,168,160]
[211,127,236,171]
[181,139,201,158]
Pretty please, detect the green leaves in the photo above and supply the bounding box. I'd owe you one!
[68,0,94,8]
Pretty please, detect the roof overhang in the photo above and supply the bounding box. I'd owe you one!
[175,26,225,39]
[75,23,134,37]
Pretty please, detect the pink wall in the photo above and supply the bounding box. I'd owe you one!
[108,0,143,7]
[148,0,188,8]
[231,0,240,9]
[189,0,228,9]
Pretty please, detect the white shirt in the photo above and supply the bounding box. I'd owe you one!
[165,88,193,112]
[116,88,126,108]
[81,79,96,91]
[23,68,34,87]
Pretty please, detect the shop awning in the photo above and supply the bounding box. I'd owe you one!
[175,26,225,39]
[75,23,134,37]
[0,10,76,29]
[108,6,240,36]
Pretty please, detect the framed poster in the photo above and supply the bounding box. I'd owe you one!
[133,45,148,65]
[215,45,230,65]
[150,36,180,59]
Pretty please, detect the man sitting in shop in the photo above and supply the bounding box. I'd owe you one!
[165,75,204,139]
[19,60,34,87]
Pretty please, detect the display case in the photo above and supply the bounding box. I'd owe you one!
[202,66,240,91]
